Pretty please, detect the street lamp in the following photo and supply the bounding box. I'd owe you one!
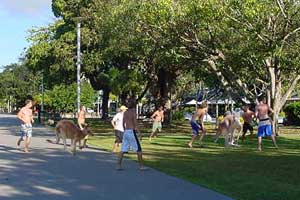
[77,22,81,113]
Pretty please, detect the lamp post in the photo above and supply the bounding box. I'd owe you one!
[77,22,81,113]
[41,70,45,113]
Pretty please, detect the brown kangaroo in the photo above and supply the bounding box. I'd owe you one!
[55,120,93,155]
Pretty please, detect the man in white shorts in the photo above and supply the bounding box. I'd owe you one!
[17,99,34,153]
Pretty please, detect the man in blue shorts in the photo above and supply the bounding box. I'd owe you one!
[188,101,208,148]
[255,97,278,151]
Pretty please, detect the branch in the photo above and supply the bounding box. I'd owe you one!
[279,74,300,109]
[137,80,150,102]
[276,0,287,19]
[224,10,268,42]
[280,27,300,52]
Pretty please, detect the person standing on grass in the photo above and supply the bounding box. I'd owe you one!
[117,98,146,170]
[111,105,127,152]
[255,96,278,151]
[149,106,164,141]
[188,101,208,148]
[17,99,34,153]
[78,105,88,148]
[241,105,255,141]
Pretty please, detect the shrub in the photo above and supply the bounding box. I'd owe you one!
[172,110,185,121]
[283,102,300,125]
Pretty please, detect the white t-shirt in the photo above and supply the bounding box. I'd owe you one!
[112,112,124,132]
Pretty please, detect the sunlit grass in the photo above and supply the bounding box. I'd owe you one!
[87,119,300,200]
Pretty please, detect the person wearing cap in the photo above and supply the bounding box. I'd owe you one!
[111,105,127,152]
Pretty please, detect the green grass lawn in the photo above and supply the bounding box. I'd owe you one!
[87,119,300,200]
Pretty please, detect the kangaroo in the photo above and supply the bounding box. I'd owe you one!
[55,120,93,155]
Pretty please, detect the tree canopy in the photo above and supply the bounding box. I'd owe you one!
[6,0,300,127]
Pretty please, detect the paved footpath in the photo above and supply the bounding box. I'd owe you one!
[0,114,233,200]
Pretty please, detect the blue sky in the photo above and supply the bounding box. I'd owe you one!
[0,0,54,71]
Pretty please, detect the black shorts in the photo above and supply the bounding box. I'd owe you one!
[115,130,123,143]
[243,122,254,134]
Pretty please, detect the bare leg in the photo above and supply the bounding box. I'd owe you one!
[112,143,118,153]
[24,137,31,153]
[214,132,220,143]
[198,129,207,147]
[271,135,278,148]
[17,137,23,148]
[149,131,156,141]
[258,136,262,151]
[198,133,206,147]
[241,131,246,142]
[137,152,146,170]
[188,134,198,148]
[116,152,124,170]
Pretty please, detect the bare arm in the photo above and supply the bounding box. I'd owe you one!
[134,112,139,132]
[111,120,116,129]
[255,105,259,117]
[268,106,274,114]
[151,111,157,120]
[17,110,25,123]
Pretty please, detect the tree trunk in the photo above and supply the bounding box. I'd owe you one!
[101,88,110,120]
[158,68,172,124]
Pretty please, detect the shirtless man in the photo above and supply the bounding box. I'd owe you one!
[78,106,87,129]
[188,101,208,148]
[255,97,278,151]
[149,106,164,141]
[78,106,88,148]
[17,99,34,153]
[116,98,146,170]
[241,105,255,141]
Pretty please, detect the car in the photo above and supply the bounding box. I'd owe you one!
[86,108,94,114]
[278,116,285,124]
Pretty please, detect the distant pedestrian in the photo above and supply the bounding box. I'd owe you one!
[78,105,87,129]
[116,98,146,170]
[111,105,127,152]
[255,97,278,151]
[188,101,208,148]
[149,106,164,141]
[17,99,34,153]
[78,105,88,148]
[241,105,255,141]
